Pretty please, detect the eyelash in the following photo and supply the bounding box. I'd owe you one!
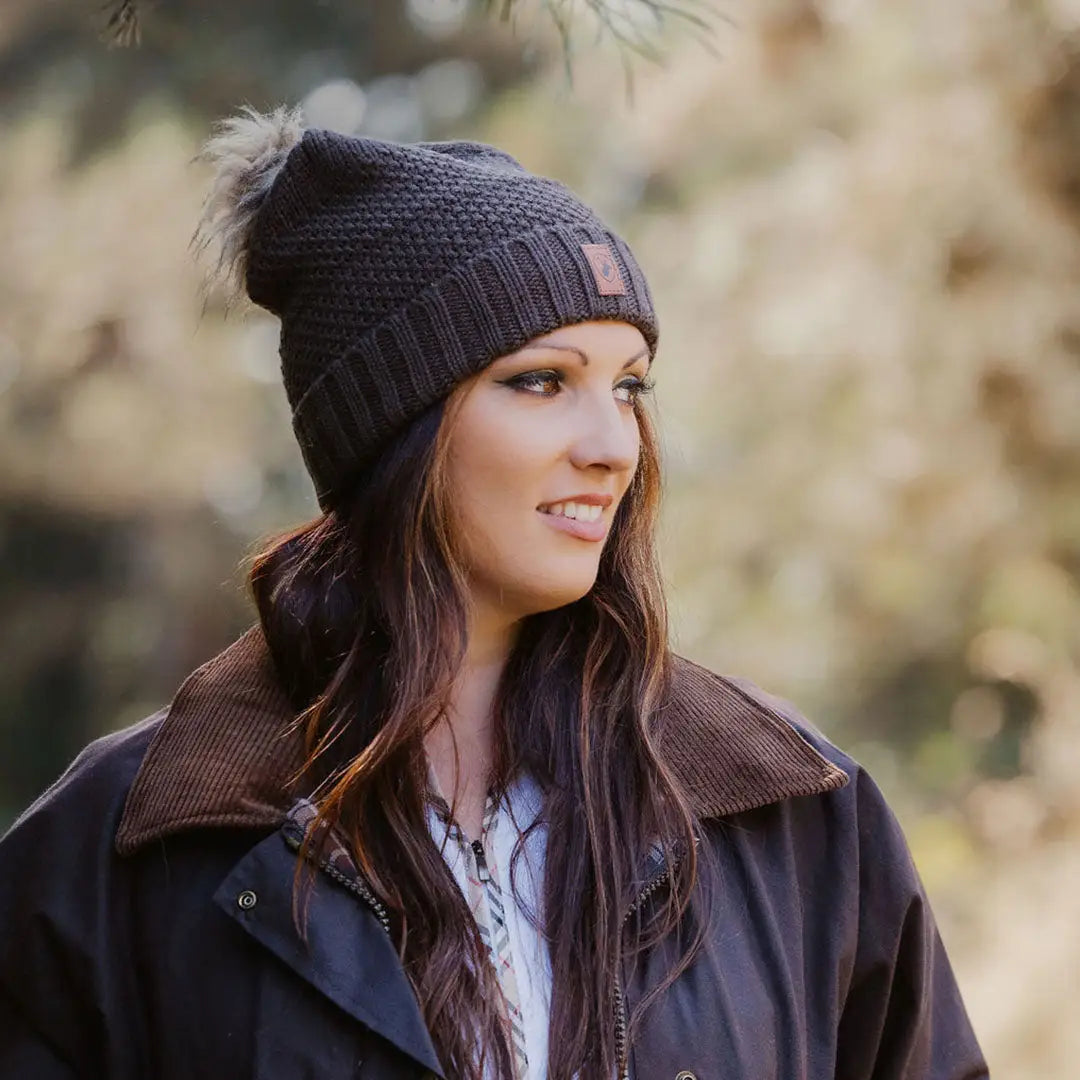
[502,369,656,406]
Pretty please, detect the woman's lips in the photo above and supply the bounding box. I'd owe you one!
[536,508,607,541]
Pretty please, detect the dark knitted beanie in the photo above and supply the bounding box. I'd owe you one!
[196,105,658,511]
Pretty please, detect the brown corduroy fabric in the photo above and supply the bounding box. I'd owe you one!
[115,625,848,855]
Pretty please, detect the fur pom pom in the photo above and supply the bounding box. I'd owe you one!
[191,104,306,310]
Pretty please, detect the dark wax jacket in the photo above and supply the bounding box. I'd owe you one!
[0,625,988,1080]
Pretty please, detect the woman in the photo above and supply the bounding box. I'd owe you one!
[0,106,987,1080]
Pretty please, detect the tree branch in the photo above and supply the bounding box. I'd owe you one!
[99,0,724,58]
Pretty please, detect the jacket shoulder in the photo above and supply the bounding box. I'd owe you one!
[4,707,166,841]
[710,672,923,884]
[689,670,989,1078]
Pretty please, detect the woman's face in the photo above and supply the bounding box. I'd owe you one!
[442,319,653,623]
[442,320,652,623]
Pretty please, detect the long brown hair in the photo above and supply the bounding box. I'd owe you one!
[246,376,706,1079]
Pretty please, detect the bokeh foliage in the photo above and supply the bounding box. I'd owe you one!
[2,1,1078,1074]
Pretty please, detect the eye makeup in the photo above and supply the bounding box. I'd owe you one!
[498,368,656,405]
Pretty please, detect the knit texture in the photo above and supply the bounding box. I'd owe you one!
[243,128,659,510]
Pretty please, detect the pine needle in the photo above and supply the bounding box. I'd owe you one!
[95,0,727,64]
[99,0,141,48]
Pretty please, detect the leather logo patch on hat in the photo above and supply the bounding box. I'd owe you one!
[581,243,627,296]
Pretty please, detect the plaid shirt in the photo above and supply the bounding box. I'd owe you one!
[426,766,548,1080]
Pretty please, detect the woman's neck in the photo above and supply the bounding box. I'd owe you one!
[424,609,519,842]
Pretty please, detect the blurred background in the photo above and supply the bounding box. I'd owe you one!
[2,0,1077,1073]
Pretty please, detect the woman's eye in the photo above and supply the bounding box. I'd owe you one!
[508,370,562,396]
[615,376,656,406]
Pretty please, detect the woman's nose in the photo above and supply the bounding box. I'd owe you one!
[567,391,640,474]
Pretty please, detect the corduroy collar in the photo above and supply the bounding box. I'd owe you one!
[114,623,848,856]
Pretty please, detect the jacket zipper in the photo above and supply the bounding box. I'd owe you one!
[614,855,678,1080]
[282,829,393,935]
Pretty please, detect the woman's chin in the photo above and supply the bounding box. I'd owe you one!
[521,574,599,614]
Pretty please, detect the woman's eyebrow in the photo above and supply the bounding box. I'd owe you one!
[514,343,651,369]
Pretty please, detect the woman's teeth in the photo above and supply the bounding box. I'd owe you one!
[540,501,603,523]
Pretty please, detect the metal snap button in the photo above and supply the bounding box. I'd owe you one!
[237,889,258,910]
[676,1072,697,1080]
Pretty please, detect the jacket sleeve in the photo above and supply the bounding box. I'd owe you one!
[835,768,989,1080]
[0,720,157,1080]
[0,772,110,1080]
[0,798,101,1080]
